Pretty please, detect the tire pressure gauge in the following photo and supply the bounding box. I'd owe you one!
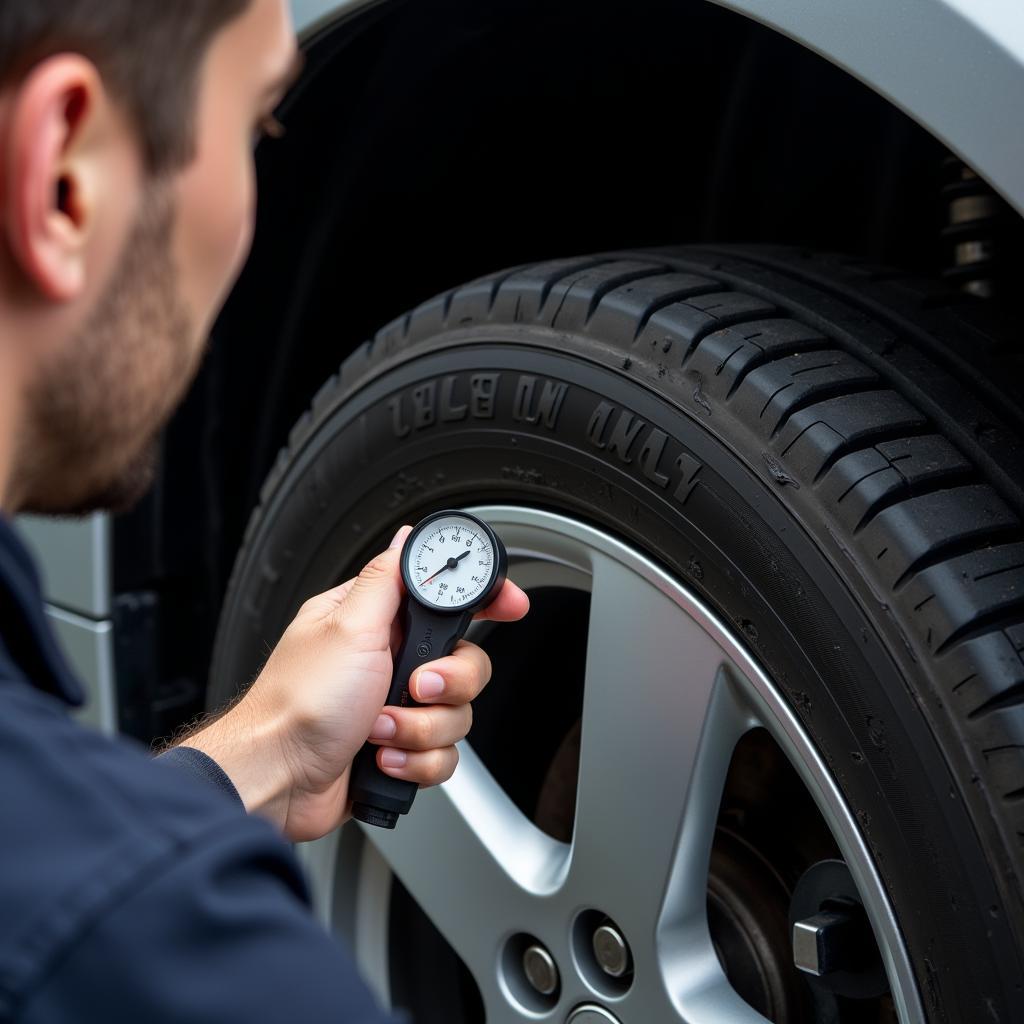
[350,510,508,829]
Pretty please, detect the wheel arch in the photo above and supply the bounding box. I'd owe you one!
[114,0,1022,740]
[296,0,1024,216]
[710,0,1024,216]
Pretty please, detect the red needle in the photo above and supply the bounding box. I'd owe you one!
[420,549,471,586]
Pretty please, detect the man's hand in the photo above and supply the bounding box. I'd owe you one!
[181,525,529,841]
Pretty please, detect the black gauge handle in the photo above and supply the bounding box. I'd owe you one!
[350,603,473,829]
[352,512,507,831]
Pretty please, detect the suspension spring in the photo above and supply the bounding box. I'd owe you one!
[941,157,1000,299]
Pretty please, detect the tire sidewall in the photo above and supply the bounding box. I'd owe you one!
[213,330,1021,1020]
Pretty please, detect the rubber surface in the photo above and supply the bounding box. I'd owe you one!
[212,245,1024,1021]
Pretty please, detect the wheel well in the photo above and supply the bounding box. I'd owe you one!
[113,0,1017,739]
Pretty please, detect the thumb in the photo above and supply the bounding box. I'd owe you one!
[335,525,412,635]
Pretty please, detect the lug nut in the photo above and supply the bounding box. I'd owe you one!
[793,908,860,977]
[592,922,632,978]
[522,943,559,996]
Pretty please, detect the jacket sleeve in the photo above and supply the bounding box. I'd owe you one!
[155,746,245,808]
[17,814,404,1024]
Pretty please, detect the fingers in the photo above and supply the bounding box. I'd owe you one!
[367,702,472,751]
[474,578,530,622]
[375,744,459,787]
[407,639,491,705]
[388,524,413,551]
[297,526,412,626]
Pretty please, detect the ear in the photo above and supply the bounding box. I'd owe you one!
[4,55,115,302]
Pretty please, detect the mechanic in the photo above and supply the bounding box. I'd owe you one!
[0,1,529,1020]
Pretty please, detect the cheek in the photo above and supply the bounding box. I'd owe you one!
[173,128,256,333]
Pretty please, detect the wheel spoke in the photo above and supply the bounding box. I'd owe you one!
[362,743,569,982]
[566,551,756,934]
[658,929,774,1024]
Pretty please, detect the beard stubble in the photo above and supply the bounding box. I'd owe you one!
[17,184,200,516]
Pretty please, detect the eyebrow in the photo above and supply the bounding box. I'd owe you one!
[264,50,306,103]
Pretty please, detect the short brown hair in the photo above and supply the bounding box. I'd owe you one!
[0,0,250,172]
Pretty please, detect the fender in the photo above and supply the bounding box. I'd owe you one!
[291,0,1024,214]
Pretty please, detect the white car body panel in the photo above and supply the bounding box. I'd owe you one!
[17,515,115,731]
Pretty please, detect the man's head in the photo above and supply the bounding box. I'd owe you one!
[0,0,300,513]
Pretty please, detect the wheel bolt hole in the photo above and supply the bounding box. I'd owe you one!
[571,910,633,997]
[501,933,560,1012]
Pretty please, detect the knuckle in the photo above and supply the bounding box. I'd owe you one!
[426,748,449,779]
[478,649,493,685]
[414,712,437,748]
[458,641,491,686]
[439,747,459,782]
[359,553,394,582]
[316,615,352,647]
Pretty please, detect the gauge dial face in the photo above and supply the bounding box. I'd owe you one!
[404,513,497,611]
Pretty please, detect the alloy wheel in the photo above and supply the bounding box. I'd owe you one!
[300,505,923,1023]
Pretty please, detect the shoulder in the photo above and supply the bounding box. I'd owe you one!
[0,680,304,1015]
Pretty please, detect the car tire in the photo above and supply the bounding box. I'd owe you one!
[210,246,1024,1022]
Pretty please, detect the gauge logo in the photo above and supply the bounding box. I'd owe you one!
[417,627,433,658]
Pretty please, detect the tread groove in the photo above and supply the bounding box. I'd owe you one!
[812,424,935,484]
[724,343,837,400]
[893,525,1024,590]
[969,680,1024,720]
[837,464,891,504]
[632,285,724,340]
[682,312,788,364]
[769,379,885,440]
[953,673,978,694]
[975,561,1024,584]
[780,419,823,457]
[852,467,979,533]
[790,360,847,377]
[548,270,601,326]
[485,265,530,314]
[537,257,612,308]
[760,382,793,419]
[936,600,1024,657]
[581,268,674,325]
[689,244,1024,441]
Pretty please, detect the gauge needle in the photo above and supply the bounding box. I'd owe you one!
[421,549,471,585]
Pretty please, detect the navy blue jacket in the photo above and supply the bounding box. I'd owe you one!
[0,517,398,1022]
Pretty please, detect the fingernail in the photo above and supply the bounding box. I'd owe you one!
[416,670,445,700]
[389,526,409,550]
[380,748,407,768]
[370,714,396,740]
